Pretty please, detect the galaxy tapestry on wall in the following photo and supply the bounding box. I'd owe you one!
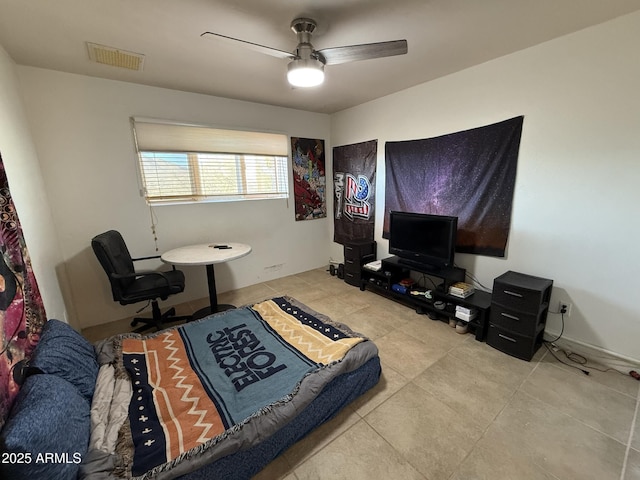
[333,140,377,244]
[383,116,524,257]
[291,137,326,221]
[0,153,47,429]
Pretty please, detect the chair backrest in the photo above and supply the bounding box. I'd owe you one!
[91,230,136,301]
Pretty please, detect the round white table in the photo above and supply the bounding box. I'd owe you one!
[161,242,252,319]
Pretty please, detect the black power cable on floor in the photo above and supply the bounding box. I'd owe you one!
[543,309,634,378]
[543,342,590,376]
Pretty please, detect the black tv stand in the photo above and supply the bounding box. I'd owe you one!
[360,256,492,341]
[394,257,464,284]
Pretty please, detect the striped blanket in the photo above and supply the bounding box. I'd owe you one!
[119,296,369,478]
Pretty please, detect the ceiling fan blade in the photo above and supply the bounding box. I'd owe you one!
[317,40,407,66]
[201,32,295,60]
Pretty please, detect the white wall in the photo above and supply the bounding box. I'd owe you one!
[0,46,69,326]
[16,68,331,328]
[7,11,640,362]
[330,12,640,363]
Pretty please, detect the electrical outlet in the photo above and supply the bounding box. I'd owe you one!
[559,301,572,317]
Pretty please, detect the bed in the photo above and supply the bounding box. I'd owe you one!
[0,296,381,480]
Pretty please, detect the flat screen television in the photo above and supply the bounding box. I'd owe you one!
[388,211,458,269]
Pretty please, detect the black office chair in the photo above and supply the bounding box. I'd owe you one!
[91,230,191,333]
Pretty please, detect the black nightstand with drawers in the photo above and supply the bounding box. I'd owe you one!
[343,241,376,287]
[487,271,553,361]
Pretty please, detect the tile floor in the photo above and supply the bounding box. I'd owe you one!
[82,268,640,480]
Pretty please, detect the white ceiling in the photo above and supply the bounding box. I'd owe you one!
[1,0,639,114]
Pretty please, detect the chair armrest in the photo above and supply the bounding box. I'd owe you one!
[110,272,137,280]
[110,270,171,286]
[132,255,161,262]
[132,255,177,270]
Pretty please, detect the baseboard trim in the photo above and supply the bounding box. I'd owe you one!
[543,330,640,373]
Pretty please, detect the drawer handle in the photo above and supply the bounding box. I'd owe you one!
[345,246,353,251]
[501,312,520,321]
[503,290,523,298]
[346,259,355,264]
[498,333,517,343]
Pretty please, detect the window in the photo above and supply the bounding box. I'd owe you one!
[132,118,289,205]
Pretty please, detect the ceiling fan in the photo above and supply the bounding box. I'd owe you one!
[201,18,408,87]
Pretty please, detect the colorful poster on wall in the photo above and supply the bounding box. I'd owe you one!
[384,116,523,257]
[333,140,377,244]
[0,153,47,429]
[291,137,326,221]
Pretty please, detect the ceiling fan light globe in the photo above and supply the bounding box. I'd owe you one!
[287,59,325,87]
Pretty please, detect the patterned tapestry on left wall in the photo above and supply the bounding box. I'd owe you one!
[0,152,47,429]
[291,137,326,221]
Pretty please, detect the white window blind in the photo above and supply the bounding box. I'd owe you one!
[132,118,289,205]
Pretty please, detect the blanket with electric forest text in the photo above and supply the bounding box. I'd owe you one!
[85,296,379,480]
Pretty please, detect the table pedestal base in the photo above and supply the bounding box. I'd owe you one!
[193,303,235,320]
[160,243,252,322]
[190,263,237,320]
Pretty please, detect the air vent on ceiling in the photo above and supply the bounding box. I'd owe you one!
[86,42,145,71]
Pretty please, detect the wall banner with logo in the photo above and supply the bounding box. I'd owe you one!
[333,140,377,244]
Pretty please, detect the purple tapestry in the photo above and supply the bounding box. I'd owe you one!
[384,116,523,257]
[0,153,47,429]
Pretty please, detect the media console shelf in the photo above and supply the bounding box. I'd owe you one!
[360,256,492,341]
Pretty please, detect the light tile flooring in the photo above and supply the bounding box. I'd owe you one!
[82,268,640,480]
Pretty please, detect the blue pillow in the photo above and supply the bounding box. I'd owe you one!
[30,319,99,403]
[0,374,90,480]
